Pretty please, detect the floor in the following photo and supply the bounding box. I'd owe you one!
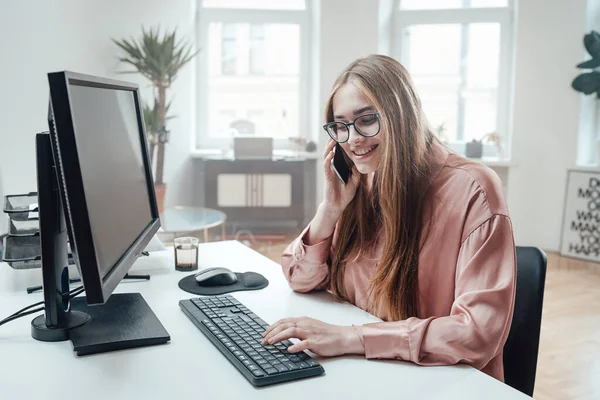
[245,235,600,400]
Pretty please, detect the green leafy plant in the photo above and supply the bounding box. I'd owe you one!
[142,98,174,147]
[572,30,600,98]
[113,26,198,185]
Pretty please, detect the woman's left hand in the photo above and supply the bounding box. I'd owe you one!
[261,317,364,357]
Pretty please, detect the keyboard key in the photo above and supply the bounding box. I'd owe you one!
[242,360,252,366]
[265,368,279,375]
[297,362,309,369]
[252,369,266,377]
[306,359,319,367]
[274,364,289,373]
[284,362,299,371]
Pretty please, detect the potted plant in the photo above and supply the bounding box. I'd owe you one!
[465,132,502,159]
[113,26,197,212]
[572,30,600,164]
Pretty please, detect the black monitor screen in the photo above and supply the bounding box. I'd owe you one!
[67,85,153,280]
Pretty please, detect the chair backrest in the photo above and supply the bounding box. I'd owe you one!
[503,246,547,397]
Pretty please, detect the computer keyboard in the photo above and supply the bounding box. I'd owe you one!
[179,294,325,387]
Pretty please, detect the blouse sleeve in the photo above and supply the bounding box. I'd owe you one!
[281,224,334,293]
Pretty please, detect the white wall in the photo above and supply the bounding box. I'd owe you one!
[315,0,380,205]
[577,0,600,165]
[0,0,195,214]
[507,0,587,251]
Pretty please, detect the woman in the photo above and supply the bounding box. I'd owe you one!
[261,54,516,382]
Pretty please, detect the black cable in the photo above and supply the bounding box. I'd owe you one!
[7,300,44,319]
[68,287,85,298]
[0,285,85,328]
[0,307,45,327]
[67,285,84,296]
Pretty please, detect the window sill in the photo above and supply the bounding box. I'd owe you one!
[469,157,515,168]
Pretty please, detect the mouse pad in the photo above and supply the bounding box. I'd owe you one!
[178,271,269,296]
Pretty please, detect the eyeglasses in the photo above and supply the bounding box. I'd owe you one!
[322,113,381,143]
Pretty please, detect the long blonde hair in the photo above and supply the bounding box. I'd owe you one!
[327,54,437,321]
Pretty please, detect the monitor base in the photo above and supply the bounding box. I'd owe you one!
[31,311,90,342]
[68,292,170,356]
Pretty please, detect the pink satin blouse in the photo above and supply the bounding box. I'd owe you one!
[281,140,516,382]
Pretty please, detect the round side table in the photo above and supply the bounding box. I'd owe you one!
[159,206,227,242]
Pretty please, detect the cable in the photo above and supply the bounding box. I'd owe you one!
[0,285,85,328]
[68,287,85,298]
[0,307,45,327]
[7,300,44,319]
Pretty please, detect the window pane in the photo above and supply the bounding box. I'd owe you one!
[405,24,462,141]
[202,0,305,10]
[221,24,237,75]
[463,23,500,142]
[403,23,500,142]
[400,0,507,9]
[207,23,300,139]
[250,25,265,74]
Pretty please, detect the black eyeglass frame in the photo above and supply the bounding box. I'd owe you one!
[322,112,381,143]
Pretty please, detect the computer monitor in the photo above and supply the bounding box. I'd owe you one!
[31,71,170,354]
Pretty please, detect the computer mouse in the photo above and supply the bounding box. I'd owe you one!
[194,267,238,286]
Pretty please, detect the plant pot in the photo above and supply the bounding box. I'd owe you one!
[154,183,166,214]
[465,140,483,158]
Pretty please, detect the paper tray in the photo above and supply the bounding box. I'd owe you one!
[3,193,38,213]
[2,235,74,270]
[8,219,39,237]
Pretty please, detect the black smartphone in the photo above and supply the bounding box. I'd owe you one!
[331,144,351,184]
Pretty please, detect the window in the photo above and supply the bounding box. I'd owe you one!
[196,0,310,148]
[250,25,266,74]
[221,24,237,75]
[395,0,513,154]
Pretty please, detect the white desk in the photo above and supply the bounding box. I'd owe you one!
[0,241,529,399]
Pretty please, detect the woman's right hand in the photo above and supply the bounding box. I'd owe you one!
[322,139,360,218]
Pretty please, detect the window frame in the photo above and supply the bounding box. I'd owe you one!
[195,0,312,150]
[392,1,514,159]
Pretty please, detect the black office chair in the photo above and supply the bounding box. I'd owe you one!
[503,246,547,397]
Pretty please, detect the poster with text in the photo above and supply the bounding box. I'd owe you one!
[560,169,600,262]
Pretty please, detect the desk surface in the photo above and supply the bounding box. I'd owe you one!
[0,241,528,399]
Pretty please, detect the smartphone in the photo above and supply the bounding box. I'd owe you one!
[331,144,351,184]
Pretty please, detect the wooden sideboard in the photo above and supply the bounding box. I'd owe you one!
[192,156,317,233]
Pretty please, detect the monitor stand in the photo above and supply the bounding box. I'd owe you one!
[31,132,170,355]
